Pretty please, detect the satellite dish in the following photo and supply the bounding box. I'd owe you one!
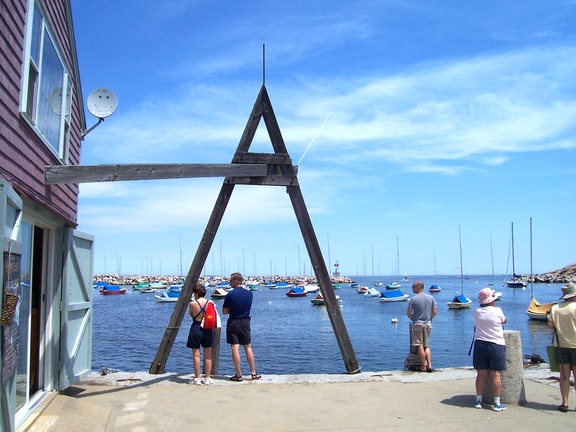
[87,88,118,119]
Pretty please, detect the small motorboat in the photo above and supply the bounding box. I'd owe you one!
[364,287,381,298]
[154,291,180,302]
[301,284,320,294]
[100,285,126,295]
[526,297,554,320]
[385,282,401,290]
[447,294,472,309]
[210,288,228,299]
[379,290,409,302]
[429,284,442,293]
[356,285,370,294]
[310,292,340,305]
[286,287,307,297]
[374,281,383,287]
[132,281,150,291]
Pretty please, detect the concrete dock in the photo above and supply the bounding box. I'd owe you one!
[18,364,575,431]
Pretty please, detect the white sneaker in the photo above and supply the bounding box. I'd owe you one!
[493,403,506,412]
[203,377,213,385]
[192,377,202,385]
[473,401,482,409]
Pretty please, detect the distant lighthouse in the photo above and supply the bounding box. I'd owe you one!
[333,261,340,277]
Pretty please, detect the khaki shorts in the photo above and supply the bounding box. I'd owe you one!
[411,323,432,348]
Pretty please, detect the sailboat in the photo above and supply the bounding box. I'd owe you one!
[447,227,472,309]
[525,218,555,320]
[429,250,442,293]
[505,222,527,288]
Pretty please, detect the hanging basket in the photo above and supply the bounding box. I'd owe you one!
[0,293,19,326]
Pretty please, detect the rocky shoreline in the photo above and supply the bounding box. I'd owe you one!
[93,274,355,286]
[93,263,576,286]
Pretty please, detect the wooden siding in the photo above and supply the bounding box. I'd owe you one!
[0,0,84,226]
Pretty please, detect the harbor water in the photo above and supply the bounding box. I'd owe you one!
[92,275,563,376]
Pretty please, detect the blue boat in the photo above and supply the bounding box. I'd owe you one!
[378,289,409,302]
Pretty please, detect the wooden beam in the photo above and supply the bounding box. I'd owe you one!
[225,175,298,186]
[149,183,235,374]
[44,163,268,184]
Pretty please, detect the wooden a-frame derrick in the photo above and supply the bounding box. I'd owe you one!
[45,84,360,374]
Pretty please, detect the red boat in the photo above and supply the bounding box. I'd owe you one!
[100,285,127,295]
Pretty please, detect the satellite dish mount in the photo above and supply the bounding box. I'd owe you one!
[82,88,118,139]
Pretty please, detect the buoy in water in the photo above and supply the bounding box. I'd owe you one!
[391,317,398,323]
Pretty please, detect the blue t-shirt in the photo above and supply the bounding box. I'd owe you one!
[223,287,253,319]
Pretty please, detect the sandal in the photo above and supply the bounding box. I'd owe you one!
[558,404,569,413]
[229,375,243,382]
[251,372,262,380]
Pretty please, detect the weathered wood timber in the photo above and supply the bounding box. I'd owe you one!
[44,163,268,184]
[149,84,360,374]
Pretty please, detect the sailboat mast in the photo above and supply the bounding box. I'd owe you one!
[511,222,516,276]
[530,217,533,298]
[396,235,400,279]
[459,227,464,294]
[490,235,495,276]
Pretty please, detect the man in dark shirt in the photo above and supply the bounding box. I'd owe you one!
[222,272,261,381]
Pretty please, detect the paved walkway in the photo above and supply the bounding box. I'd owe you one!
[18,365,574,432]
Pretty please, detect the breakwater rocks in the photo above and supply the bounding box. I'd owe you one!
[530,263,576,284]
[93,274,356,286]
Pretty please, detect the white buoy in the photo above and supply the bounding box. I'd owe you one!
[391,318,398,323]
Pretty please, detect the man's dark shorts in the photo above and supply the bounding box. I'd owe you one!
[226,317,251,345]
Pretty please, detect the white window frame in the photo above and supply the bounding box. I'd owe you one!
[20,0,72,162]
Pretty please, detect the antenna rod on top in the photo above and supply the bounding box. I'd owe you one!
[262,43,266,85]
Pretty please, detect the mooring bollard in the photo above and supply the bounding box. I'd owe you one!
[483,330,526,405]
[209,327,221,375]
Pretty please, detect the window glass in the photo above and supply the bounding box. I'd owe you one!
[37,30,65,153]
[30,5,42,65]
[21,1,71,160]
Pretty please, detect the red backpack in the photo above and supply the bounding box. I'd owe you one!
[201,300,218,330]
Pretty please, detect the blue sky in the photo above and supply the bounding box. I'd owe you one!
[71,1,576,278]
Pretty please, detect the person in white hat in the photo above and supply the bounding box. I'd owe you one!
[472,287,507,412]
[547,282,576,412]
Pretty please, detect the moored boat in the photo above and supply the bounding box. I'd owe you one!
[100,285,126,295]
[364,287,381,297]
[286,287,307,297]
[310,292,340,305]
[447,227,472,309]
[526,297,554,320]
[505,222,527,288]
[429,284,442,293]
[210,288,228,299]
[447,294,472,309]
[154,290,180,302]
[132,281,150,291]
[386,282,401,290]
[379,289,409,302]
